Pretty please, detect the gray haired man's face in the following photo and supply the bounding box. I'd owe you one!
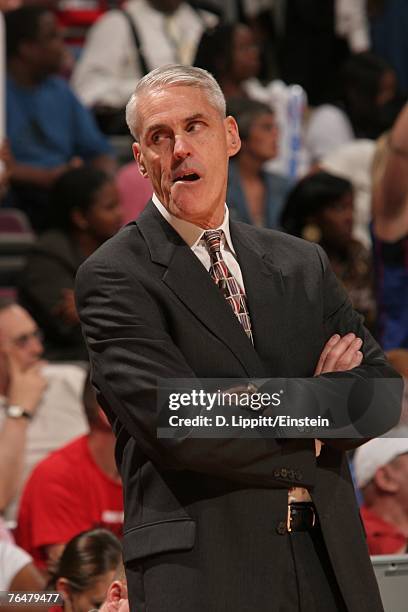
[133,85,241,229]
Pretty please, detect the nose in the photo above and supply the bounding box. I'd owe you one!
[30,335,44,358]
[173,134,192,160]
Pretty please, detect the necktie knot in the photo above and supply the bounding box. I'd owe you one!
[203,230,222,257]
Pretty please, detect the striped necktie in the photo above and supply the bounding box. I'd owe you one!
[203,230,253,343]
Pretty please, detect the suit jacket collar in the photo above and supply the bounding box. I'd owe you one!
[136,202,285,377]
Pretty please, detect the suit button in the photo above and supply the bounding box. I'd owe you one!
[276,521,287,535]
[281,468,288,478]
[295,470,303,481]
[287,470,295,480]
[273,468,281,478]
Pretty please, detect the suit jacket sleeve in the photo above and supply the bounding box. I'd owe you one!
[314,244,402,448]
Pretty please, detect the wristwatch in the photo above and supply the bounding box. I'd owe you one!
[6,405,32,420]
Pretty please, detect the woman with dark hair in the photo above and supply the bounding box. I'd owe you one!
[341,51,403,139]
[226,97,291,228]
[194,23,260,100]
[281,171,376,329]
[18,166,122,360]
[49,529,122,612]
[194,23,309,177]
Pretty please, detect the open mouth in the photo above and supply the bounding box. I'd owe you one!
[173,172,201,183]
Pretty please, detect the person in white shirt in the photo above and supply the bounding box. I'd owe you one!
[71,0,217,112]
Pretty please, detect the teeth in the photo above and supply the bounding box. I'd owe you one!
[175,173,199,182]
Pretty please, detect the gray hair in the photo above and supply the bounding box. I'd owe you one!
[125,64,226,141]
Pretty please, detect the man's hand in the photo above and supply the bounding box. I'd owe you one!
[7,355,47,416]
[314,333,363,376]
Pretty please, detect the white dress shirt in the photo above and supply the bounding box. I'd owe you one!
[71,0,217,108]
[152,194,246,292]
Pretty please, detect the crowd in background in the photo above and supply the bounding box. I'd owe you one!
[0,0,408,608]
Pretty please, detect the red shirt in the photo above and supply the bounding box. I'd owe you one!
[16,435,123,567]
[360,505,407,555]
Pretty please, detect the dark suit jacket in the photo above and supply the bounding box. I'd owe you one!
[76,201,400,611]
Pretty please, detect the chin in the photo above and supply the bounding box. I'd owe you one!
[170,191,201,215]
[172,201,202,221]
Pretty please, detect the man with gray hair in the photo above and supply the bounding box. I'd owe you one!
[0,299,87,520]
[76,64,400,611]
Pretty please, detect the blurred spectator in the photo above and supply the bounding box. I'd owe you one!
[305,52,404,164]
[280,172,376,329]
[278,0,367,108]
[354,429,408,554]
[49,529,122,612]
[0,299,46,513]
[71,0,217,133]
[341,52,404,139]
[0,299,88,520]
[371,105,408,350]
[194,22,261,101]
[19,167,122,361]
[194,23,310,178]
[0,540,45,592]
[320,139,376,248]
[5,6,115,232]
[226,97,291,228]
[116,162,152,225]
[16,375,123,570]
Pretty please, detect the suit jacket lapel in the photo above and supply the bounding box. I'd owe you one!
[137,202,266,377]
[231,223,289,375]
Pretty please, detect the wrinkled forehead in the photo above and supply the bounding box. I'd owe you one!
[134,84,222,140]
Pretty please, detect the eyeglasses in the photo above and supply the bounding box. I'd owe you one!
[11,329,44,348]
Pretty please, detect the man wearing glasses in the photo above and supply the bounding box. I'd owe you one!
[0,299,87,520]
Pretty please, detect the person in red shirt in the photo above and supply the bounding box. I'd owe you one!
[16,375,123,570]
[354,429,408,555]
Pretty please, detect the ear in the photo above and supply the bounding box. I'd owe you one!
[107,580,128,609]
[374,466,399,493]
[107,581,122,603]
[56,578,71,603]
[132,142,149,179]
[224,116,241,158]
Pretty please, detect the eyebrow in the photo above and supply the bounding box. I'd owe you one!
[144,113,207,137]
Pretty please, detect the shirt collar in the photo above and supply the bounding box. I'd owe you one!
[152,193,236,254]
